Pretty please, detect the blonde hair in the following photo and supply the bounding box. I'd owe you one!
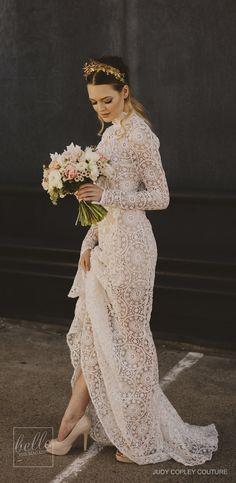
[97,91,152,138]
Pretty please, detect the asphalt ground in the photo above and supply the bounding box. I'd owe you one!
[0,317,235,483]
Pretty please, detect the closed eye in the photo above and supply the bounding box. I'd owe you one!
[90,99,112,105]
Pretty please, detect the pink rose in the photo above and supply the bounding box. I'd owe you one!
[64,165,78,180]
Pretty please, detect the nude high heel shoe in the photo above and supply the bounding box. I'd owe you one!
[44,414,92,455]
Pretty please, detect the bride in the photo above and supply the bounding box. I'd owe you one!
[45,56,218,465]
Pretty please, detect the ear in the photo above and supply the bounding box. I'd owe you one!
[123,84,129,99]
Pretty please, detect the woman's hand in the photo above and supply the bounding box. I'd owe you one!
[80,248,91,272]
[75,183,104,202]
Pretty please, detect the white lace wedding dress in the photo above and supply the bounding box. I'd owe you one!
[66,110,218,465]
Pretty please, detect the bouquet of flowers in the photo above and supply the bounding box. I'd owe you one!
[42,142,113,226]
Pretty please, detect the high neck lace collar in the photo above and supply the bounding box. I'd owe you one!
[111,111,129,125]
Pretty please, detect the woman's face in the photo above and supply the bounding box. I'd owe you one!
[87,83,129,123]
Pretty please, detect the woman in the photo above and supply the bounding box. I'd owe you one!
[45,56,218,465]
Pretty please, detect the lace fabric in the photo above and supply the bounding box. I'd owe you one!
[66,111,218,465]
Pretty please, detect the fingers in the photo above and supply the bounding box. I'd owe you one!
[77,188,96,197]
[79,187,95,192]
[77,184,95,193]
[76,185,102,202]
[85,258,91,271]
[76,187,95,200]
[79,183,94,188]
[81,255,91,272]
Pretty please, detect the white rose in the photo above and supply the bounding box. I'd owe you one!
[48,170,63,189]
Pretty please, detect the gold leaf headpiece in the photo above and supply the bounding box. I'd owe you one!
[83,59,126,83]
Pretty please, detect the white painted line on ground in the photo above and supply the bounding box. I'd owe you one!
[49,442,104,483]
[160,351,204,390]
[50,351,204,482]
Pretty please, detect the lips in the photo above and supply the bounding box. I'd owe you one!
[101,113,110,116]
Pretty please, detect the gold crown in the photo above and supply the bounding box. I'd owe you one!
[82,59,126,83]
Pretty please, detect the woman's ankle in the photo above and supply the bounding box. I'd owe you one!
[63,411,86,425]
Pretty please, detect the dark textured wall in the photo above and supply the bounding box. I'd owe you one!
[1,0,119,185]
[0,0,235,345]
[0,0,235,189]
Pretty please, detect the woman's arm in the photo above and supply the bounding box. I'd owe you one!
[99,124,170,210]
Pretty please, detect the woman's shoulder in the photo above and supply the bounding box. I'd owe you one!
[99,111,159,147]
[127,112,160,148]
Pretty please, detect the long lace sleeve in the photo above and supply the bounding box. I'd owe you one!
[100,123,170,210]
[80,224,98,257]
